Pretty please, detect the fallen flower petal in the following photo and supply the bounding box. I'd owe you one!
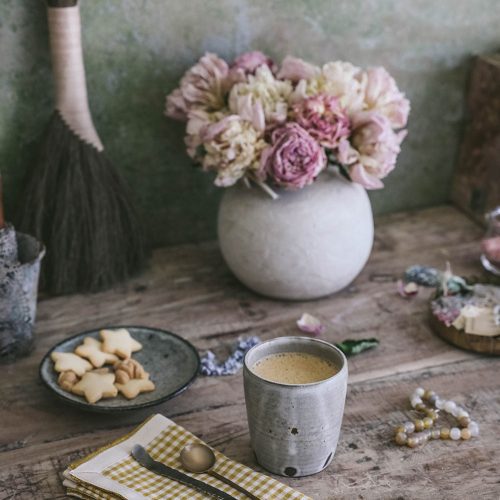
[297,313,326,336]
[397,279,419,298]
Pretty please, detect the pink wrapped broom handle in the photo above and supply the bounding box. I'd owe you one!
[47,0,103,151]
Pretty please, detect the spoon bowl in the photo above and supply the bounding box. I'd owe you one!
[180,443,216,473]
[180,443,259,500]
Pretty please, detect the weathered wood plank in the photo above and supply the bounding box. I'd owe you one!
[0,207,488,451]
[0,285,483,449]
[32,205,482,338]
[1,357,498,499]
[1,205,497,499]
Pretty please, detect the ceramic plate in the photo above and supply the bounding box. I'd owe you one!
[39,326,200,413]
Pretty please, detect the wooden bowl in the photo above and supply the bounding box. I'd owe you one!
[429,309,500,355]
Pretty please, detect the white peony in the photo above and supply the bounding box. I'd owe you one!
[229,66,292,131]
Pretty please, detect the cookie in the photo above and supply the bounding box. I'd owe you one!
[72,372,118,404]
[116,378,155,400]
[100,329,142,359]
[91,367,112,374]
[58,371,79,391]
[114,358,148,384]
[51,352,92,377]
[75,337,119,368]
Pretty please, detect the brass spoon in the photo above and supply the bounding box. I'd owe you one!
[180,443,260,500]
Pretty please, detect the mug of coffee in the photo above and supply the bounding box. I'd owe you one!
[243,336,348,477]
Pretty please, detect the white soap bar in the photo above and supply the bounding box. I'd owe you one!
[462,306,500,337]
[452,304,478,331]
[452,314,466,330]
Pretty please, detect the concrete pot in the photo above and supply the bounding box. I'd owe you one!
[0,229,45,362]
[218,170,374,300]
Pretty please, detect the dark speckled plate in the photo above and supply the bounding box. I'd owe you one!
[39,326,200,413]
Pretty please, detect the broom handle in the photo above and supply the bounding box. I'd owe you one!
[47,0,104,151]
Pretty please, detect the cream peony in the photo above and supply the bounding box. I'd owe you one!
[229,65,292,131]
[201,115,268,187]
[363,67,410,128]
[291,61,366,115]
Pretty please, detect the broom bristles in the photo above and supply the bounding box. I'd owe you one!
[17,111,146,294]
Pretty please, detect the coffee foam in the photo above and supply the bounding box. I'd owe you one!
[251,352,338,384]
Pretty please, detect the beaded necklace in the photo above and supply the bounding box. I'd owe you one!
[394,388,479,448]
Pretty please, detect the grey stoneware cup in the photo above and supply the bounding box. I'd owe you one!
[243,336,348,477]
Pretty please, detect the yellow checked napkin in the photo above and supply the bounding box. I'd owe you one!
[63,414,311,500]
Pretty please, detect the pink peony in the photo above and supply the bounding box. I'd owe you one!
[337,111,407,189]
[482,236,500,263]
[184,109,226,160]
[260,123,326,189]
[277,56,320,82]
[229,51,277,83]
[165,88,188,121]
[364,67,410,128]
[292,94,350,149]
[165,53,229,121]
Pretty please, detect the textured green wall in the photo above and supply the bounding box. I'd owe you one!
[1,0,499,247]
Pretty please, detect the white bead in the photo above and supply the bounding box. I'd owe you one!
[444,401,456,413]
[410,397,422,408]
[405,421,415,433]
[457,409,469,418]
[468,422,480,437]
[451,407,460,417]
[450,427,461,440]
[435,399,444,409]
[415,387,425,397]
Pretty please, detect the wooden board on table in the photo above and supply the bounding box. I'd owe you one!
[451,53,500,222]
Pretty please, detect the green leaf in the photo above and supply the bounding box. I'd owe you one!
[335,338,379,356]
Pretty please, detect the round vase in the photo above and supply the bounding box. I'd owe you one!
[217,171,374,300]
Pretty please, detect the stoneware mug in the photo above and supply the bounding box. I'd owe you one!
[243,336,348,477]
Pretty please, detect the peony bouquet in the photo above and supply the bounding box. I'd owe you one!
[166,51,409,198]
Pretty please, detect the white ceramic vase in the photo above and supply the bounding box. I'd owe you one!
[217,170,374,300]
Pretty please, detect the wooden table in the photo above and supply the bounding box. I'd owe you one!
[1,205,499,499]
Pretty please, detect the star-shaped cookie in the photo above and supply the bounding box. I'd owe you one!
[75,337,119,368]
[51,352,92,376]
[71,372,118,404]
[57,370,79,391]
[100,329,142,359]
[116,378,155,400]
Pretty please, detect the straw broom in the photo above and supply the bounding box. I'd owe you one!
[17,0,145,294]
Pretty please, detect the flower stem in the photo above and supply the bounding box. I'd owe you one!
[247,175,279,200]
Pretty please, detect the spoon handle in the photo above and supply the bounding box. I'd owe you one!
[209,470,261,500]
[132,445,236,500]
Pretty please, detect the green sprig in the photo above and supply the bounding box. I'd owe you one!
[335,338,379,356]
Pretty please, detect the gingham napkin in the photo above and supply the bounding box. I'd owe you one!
[63,414,311,500]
